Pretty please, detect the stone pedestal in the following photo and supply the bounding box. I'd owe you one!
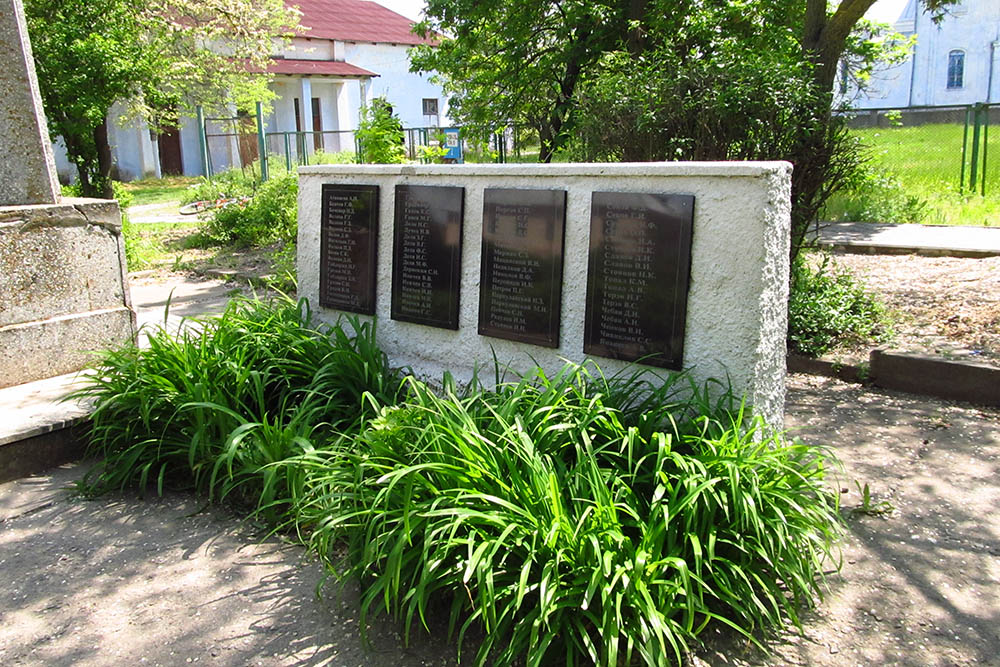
[0,198,136,388]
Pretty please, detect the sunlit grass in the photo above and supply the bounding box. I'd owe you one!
[72,296,844,666]
[830,123,1000,226]
[121,176,200,207]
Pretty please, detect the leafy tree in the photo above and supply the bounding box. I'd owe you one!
[25,0,299,198]
[413,0,958,261]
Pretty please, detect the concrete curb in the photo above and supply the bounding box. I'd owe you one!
[789,350,1000,407]
[817,242,998,259]
[0,422,87,484]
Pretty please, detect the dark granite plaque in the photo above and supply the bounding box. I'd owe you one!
[320,184,378,315]
[391,184,465,329]
[584,192,694,370]
[478,188,566,348]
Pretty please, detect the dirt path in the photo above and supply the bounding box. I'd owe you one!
[699,374,1000,666]
[2,375,998,666]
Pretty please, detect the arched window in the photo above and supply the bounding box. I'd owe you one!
[947,50,965,89]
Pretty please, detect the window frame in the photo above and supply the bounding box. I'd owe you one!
[947,50,965,90]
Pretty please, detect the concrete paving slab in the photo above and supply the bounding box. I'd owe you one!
[816,222,1000,257]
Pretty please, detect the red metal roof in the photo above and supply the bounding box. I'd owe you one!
[267,58,377,77]
[290,0,435,46]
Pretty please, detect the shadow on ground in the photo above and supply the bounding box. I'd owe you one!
[0,464,462,666]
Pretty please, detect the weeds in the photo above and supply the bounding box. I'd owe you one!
[788,253,894,357]
[850,481,894,517]
[74,298,844,665]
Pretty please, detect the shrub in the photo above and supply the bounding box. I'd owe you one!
[356,96,407,164]
[788,254,894,357]
[205,172,298,246]
[181,168,257,205]
[75,296,844,666]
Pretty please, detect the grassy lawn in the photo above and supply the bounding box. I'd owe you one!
[825,122,1000,226]
[121,176,200,207]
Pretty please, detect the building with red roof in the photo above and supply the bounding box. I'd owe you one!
[52,0,449,181]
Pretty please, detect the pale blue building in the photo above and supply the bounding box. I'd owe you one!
[847,0,1000,109]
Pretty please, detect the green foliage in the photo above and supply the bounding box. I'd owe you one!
[827,122,1000,227]
[308,150,358,165]
[788,255,894,357]
[181,169,258,205]
[294,366,842,666]
[72,295,402,504]
[356,98,407,164]
[205,173,298,247]
[569,47,815,163]
[823,163,927,224]
[25,0,299,197]
[75,297,844,665]
[416,132,451,163]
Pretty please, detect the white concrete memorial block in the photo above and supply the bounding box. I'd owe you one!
[298,163,791,427]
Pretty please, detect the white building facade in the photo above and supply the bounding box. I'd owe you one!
[52,0,449,182]
[848,0,1000,109]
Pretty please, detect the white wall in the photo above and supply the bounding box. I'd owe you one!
[297,163,792,428]
[850,0,1000,108]
[342,42,450,127]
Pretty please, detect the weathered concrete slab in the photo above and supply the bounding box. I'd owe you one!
[0,308,134,388]
[0,200,128,327]
[816,222,1000,258]
[0,198,135,387]
[0,0,60,206]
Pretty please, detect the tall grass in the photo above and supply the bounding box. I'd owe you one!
[281,364,842,666]
[74,298,843,665]
[825,123,1000,226]
[73,294,401,504]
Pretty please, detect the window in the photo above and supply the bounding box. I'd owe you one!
[422,98,439,116]
[947,50,965,89]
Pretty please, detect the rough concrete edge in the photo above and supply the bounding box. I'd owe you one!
[790,349,1000,407]
[0,198,123,233]
[298,161,793,178]
[869,348,1000,407]
[0,422,88,485]
[787,353,866,384]
[0,412,91,448]
[816,242,998,259]
[749,164,792,429]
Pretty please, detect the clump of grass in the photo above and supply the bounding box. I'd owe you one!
[72,294,401,505]
[74,298,844,666]
[788,253,894,357]
[285,363,843,666]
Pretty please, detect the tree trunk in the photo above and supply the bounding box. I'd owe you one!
[538,122,555,163]
[94,118,114,199]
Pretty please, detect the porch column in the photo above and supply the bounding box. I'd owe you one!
[300,77,314,160]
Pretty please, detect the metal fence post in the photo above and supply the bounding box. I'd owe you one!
[981,105,990,196]
[255,102,268,183]
[961,106,970,192]
[970,103,983,192]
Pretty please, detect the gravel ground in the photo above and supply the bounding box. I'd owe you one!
[828,253,1000,368]
[2,374,999,666]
